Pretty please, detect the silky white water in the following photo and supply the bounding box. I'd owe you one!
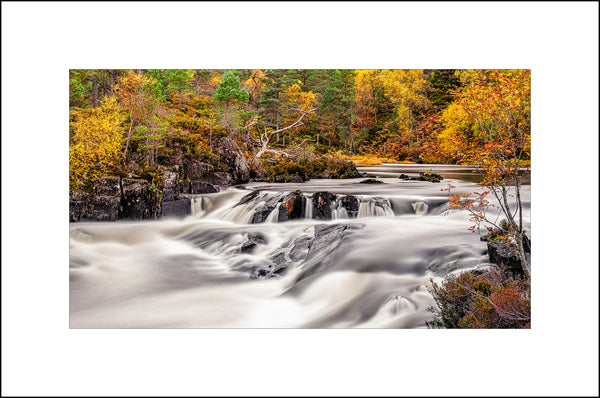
[69,164,530,328]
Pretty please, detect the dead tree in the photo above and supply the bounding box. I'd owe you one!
[248,107,316,164]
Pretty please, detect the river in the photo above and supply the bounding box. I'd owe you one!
[69,164,531,328]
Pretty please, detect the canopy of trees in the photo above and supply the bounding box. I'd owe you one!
[69,69,530,190]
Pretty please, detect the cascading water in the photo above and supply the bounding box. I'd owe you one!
[304,195,313,220]
[69,165,530,328]
[411,201,429,215]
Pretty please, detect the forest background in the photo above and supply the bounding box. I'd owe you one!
[69,68,530,191]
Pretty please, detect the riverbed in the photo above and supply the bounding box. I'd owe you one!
[69,164,531,328]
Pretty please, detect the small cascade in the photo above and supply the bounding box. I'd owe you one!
[265,203,280,223]
[358,202,374,218]
[191,196,213,216]
[357,198,394,218]
[411,201,429,215]
[222,201,259,224]
[304,195,313,220]
[331,197,348,220]
[333,207,349,220]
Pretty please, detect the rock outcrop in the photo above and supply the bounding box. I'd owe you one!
[70,157,227,222]
[312,191,336,220]
[486,234,531,278]
[340,195,359,218]
[219,138,250,184]
[399,171,444,183]
[278,191,305,222]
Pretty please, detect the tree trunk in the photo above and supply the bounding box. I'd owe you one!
[92,73,98,107]
[195,70,200,96]
[409,107,413,148]
[109,70,115,95]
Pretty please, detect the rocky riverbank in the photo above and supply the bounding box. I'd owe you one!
[70,138,366,222]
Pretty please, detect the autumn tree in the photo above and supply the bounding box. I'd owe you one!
[214,70,251,139]
[256,70,297,143]
[69,95,125,190]
[379,69,430,153]
[115,71,167,168]
[444,69,531,278]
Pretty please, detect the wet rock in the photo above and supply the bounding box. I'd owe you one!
[241,232,266,254]
[310,224,349,253]
[278,191,305,222]
[251,204,275,224]
[340,195,359,218]
[403,171,444,182]
[235,189,262,207]
[289,235,313,262]
[420,171,443,182]
[312,191,336,220]
[250,262,288,279]
[218,138,251,184]
[161,198,191,218]
[360,178,383,184]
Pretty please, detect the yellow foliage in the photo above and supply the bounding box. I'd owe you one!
[70,96,125,191]
[438,102,473,160]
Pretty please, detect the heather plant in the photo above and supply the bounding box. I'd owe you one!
[427,267,530,329]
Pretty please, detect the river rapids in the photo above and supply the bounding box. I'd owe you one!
[69,164,530,328]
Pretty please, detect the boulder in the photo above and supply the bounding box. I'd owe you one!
[360,178,383,184]
[241,232,266,254]
[189,180,219,194]
[86,195,121,221]
[402,171,444,182]
[312,191,336,220]
[213,171,233,186]
[235,189,262,207]
[340,195,359,218]
[161,167,181,202]
[278,191,305,222]
[273,173,306,183]
[161,198,191,218]
[120,178,152,220]
[487,239,523,278]
[185,160,214,182]
[251,204,276,224]
[70,189,121,222]
[69,190,91,222]
[218,138,251,184]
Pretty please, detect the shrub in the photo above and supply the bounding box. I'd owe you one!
[427,267,530,329]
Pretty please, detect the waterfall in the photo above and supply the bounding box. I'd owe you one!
[222,201,258,224]
[191,196,213,216]
[358,199,394,218]
[411,201,429,215]
[265,203,280,223]
[358,201,375,218]
[304,196,313,220]
[333,207,349,219]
